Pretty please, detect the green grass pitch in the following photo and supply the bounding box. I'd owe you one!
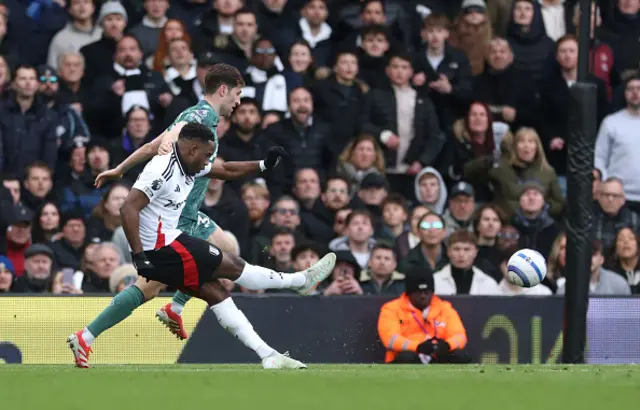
[1,365,639,410]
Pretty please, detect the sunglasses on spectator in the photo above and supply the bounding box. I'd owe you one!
[275,208,298,216]
[498,232,520,240]
[40,75,58,84]
[419,221,444,231]
[255,48,276,55]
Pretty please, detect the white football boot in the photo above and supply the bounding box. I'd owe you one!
[295,253,336,295]
[262,351,307,369]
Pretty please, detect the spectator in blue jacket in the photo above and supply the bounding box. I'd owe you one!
[60,137,109,217]
[0,64,58,179]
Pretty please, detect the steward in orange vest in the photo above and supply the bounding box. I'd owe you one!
[377,269,472,364]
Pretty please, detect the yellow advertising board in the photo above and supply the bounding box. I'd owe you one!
[0,297,207,364]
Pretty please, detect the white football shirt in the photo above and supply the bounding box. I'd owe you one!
[131,150,211,251]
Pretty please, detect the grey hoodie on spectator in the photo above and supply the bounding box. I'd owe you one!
[414,167,448,214]
[595,109,640,202]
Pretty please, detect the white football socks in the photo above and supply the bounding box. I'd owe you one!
[234,264,306,290]
[169,302,184,315]
[81,328,95,346]
[210,298,275,360]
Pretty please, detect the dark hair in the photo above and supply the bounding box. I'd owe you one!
[423,13,451,30]
[25,161,52,179]
[118,34,142,51]
[236,97,260,111]
[372,241,397,260]
[334,48,358,63]
[360,0,385,14]
[31,201,61,243]
[288,86,312,101]
[204,63,244,94]
[556,33,578,52]
[360,24,389,39]
[272,227,295,239]
[472,203,506,234]
[179,122,214,143]
[624,72,640,89]
[381,193,408,214]
[449,230,477,247]
[387,52,412,66]
[234,7,255,18]
[325,174,350,194]
[345,208,374,227]
[12,64,37,80]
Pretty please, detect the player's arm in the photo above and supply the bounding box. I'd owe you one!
[95,122,187,187]
[120,188,150,255]
[205,146,289,180]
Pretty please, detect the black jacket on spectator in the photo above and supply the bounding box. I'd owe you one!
[399,244,449,273]
[298,199,335,243]
[255,2,299,57]
[512,206,560,259]
[218,128,274,193]
[506,2,555,85]
[594,203,640,252]
[85,66,168,139]
[200,186,250,257]
[413,45,473,133]
[3,0,67,66]
[81,271,110,293]
[472,62,538,128]
[60,169,108,218]
[261,118,333,196]
[80,36,118,88]
[11,274,51,293]
[86,215,115,243]
[312,75,368,159]
[599,7,640,77]
[21,188,57,216]
[539,66,608,175]
[476,244,503,282]
[49,239,84,271]
[200,35,251,74]
[356,49,389,90]
[49,100,91,161]
[0,94,57,178]
[361,87,444,169]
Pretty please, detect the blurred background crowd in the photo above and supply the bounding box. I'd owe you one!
[0,0,639,297]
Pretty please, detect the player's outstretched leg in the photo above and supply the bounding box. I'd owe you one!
[220,253,336,294]
[67,279,164,368]
[196,282,307,369]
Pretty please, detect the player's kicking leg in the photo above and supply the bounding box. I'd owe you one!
[67,277,165,368]
[156,225,234,340]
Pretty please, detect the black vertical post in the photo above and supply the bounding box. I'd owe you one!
[562,0,597,364]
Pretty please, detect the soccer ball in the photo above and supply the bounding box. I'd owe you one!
[507,249,547,288]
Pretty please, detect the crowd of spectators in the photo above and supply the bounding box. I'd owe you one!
[0,0,639,297]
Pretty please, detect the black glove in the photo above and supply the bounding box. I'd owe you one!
[132,252,155,275]
[264,146,289,170]
[432,338,451,356]
[416,339,438,355]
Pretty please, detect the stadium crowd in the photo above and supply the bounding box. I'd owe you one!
[0,0,639,298]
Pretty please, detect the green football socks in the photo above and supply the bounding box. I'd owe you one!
[86,285,145,338]
[170,291,191,314]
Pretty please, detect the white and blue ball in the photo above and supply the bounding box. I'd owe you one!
[507,249,547,288]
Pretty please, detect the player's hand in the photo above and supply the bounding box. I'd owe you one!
[158,139,174,155]
[132,252,155,274]
[264,146,289,170]
[95,168,123,187]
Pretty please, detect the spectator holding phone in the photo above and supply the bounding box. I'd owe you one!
[322,251,363,296]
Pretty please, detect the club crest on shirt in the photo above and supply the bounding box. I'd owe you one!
[151,179,163,191]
